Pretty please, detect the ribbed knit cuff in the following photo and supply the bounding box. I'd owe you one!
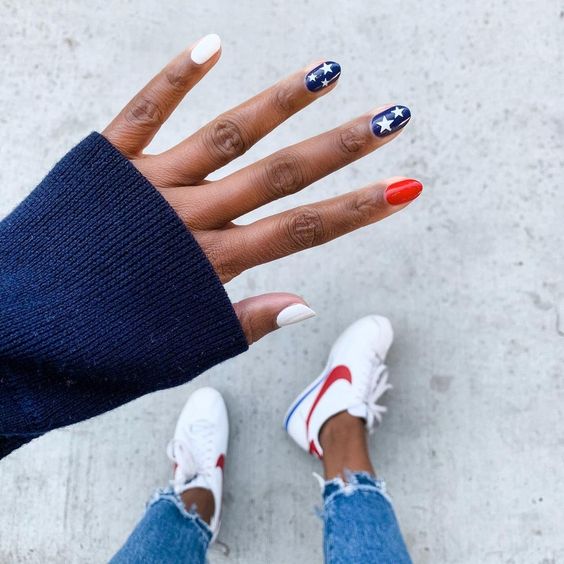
[0,133,248,440]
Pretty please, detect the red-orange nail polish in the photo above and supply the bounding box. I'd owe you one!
[385,179,423,205]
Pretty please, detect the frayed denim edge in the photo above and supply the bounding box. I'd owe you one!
[322,470,393,509]
[147,487,213,545]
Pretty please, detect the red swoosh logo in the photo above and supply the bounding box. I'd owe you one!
[216,453,225,472]
[305,365,352,431]
[309,440,323,458]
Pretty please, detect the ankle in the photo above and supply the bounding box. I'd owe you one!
[319,411,365,450]
[319,412,375,480]
[180,487,215,525]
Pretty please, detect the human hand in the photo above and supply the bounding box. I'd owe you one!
[103,34,422,344]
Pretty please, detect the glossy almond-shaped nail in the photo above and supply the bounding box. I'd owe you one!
[305,61,341,92]
[191,33,221,64]
[276,304,316,327]
[371,105,411,137]
[385,179,423,205]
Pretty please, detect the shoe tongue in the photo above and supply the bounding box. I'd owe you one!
[168,438,202,491]
[181,472,211,492]
[347,404,367,420]
[173,469,212,496]
[173,463,197,489]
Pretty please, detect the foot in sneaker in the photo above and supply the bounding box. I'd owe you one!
[284,315,393,459]
[166,387,228,543]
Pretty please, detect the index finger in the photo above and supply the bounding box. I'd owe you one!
[155,59,342,185]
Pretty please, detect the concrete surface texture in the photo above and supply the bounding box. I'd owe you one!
[0,0,562,562]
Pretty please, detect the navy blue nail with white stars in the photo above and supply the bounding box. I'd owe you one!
[370,105,411,137]
[305,61,341,92]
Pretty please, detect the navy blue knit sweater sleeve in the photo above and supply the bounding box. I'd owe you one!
[0,133,248,458]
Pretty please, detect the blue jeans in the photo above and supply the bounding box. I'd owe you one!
[111,472,411,564]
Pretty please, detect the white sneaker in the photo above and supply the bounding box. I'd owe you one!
[284,315,394,459]
[166,387,228,543]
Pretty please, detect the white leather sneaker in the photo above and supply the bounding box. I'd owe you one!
[166,387,228,543]
[284,315,394,458]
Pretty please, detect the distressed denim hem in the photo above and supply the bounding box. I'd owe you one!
[322,470,393,507]
[148,487,213,545]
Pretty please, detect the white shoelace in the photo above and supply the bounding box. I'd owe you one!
[361,360,393,432]
[166,421,215,492]
[166,438,198,489]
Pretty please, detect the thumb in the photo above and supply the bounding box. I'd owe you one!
[232,293,316,345]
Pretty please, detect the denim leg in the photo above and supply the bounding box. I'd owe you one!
[322,472,412,564]
[110,487,212,564]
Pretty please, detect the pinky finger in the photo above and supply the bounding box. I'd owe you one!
[232,293,316,344]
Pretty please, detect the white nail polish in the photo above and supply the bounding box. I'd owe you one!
[190,34,221,64]
[276,304,316,327]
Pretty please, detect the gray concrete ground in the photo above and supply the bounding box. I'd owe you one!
[0,0,563,562]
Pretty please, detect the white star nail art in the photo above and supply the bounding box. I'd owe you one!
[321,62,333,75]
[321,78,329,87]
[376,115,393,133]
[391,106,404,118]
[307,73,317,82]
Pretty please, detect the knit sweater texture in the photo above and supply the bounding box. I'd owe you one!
[0,133,248,459]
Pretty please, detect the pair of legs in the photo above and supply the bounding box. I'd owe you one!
[111,316,412,563]
[132,413,377,527]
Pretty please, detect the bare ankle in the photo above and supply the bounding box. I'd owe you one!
[180,487,215,525]
[319,411,365,449]
[319,412,375,480]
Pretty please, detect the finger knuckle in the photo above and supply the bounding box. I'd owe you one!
[350,190,384,224]
[263,152,306,199]
[285,207,324,249]
[272,82,298,114]
[125,95,164,128]
[236,307,257,344]
[204,116,249,165]
[215,261,240,283]
[164,67,189,91]
[198,235,241,282]
[337,124,369,155]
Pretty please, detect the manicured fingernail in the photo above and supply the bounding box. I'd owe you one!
[371,105,411,137]
[276,304,316,327]
[191,34,221,64]
[385,179,423,205]
[305,61,341,92]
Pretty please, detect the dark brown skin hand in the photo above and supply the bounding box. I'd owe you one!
[103,35,421,344]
